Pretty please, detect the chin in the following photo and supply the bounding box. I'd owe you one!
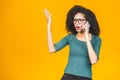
[76,30,84,33]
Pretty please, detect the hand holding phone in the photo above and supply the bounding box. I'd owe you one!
[81,21,90,32]
[84,21,90,29]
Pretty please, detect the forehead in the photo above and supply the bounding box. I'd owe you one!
[74,12,85,19]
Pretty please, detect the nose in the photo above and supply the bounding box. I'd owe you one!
[75,23,83,27]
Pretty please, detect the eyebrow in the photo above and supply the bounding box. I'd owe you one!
[73,18,86,21]
[74,18,86,19]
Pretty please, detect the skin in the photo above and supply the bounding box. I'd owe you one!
[73,12,90,41]
[44,8,98,64]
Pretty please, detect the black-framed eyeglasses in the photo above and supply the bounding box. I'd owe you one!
[73,18,86,24]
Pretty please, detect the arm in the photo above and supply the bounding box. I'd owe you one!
[83,23,101,64]
[86,39,98,64]
[44,8,56,53]
[86,37,101,64]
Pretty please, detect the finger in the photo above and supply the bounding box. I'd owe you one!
[44,8,50,17]
[44,8,48,13]
[49,12,51,17]
[44,8,48,16]
[81,25,86,30]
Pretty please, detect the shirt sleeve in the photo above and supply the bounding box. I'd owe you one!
[93,37,102,59]
[54,34,71,52]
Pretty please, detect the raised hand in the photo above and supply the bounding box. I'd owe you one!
[44,8,56,53]
[44,8,51,26]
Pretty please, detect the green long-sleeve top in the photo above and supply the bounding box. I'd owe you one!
[54,33,101,78]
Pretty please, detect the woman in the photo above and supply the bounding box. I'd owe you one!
[44,5,101,80]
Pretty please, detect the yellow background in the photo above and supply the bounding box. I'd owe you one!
[0,0,120,80]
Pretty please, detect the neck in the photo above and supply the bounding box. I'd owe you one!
[77,32,85,38]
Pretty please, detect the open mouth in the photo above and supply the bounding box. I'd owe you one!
[75,26,81,30]
[75,26,84,33]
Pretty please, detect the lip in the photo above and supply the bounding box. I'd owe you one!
[75,26,81,30]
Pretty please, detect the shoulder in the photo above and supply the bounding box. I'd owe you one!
[92,34,101,42]
[63,33,75,42]
[64,33,75,38]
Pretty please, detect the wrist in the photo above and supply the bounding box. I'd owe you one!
[85,35,89,41]
[86,40,91,45]
[47,23,51,28]
[85,37,90,43]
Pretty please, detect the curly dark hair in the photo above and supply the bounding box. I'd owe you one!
[66,5,100,36]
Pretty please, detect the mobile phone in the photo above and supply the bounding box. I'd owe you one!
[81,21,90,33]
[85,21,90,29]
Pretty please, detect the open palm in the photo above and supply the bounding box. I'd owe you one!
[44,8,51,24]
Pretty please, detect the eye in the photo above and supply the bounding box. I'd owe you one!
[73,18,86,24]
[78,19,86,21]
